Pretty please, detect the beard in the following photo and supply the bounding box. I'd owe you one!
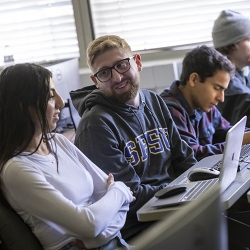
[101,73,140,104]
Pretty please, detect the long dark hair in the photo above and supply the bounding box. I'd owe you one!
[0,63,57,171]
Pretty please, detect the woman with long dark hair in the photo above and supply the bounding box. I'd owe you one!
[0,63,134,250]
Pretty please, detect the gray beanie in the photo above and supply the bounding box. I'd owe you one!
[212,9,250,48]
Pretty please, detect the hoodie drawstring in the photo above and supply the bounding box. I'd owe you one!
[143,102,165,137]
[128,106,151,165]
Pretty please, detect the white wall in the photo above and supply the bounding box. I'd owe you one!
[140,61,181,94]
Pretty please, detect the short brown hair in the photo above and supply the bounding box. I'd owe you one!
[215,44,236,56]
[86,35,132,72]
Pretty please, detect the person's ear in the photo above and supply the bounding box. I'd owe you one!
[134,54,142,72]
[189,73,199,87]
[90,75,99,89]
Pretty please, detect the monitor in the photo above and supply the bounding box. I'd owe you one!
[44,58,80,101]
[130,184,228,250]
[44,58,81,130]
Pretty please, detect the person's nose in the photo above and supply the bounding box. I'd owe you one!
[56,94,65,109]
[111,68,123,82]
[217,91,224,103]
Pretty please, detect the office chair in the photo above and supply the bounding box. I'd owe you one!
[0,189,43,250]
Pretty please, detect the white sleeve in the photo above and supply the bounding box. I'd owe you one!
[2,160,133,248]
[90,203,130,244]
[53,135,133,245]
[56,134,126,202]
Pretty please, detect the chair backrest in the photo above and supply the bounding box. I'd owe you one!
[0,189,43,250]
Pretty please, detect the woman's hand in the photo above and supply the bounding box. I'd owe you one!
[107,173,114,187]
[107,173,136,201]
[128,186,136,201]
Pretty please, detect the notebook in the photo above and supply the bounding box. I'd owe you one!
[151,116,247,209]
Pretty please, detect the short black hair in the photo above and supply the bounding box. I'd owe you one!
[180,45,235,85]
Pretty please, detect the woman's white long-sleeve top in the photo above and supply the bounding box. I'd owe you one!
[0,133,133,250]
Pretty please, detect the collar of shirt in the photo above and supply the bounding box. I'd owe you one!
[169,81,204,127]
[170,80,203,122]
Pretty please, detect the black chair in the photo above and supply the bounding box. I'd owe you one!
[0,189,43,250]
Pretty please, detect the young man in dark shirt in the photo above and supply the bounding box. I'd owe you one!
[160,45,250,250]
[160,45,250,161]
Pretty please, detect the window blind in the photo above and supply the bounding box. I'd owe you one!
[0,0,79,66]
[89,0,250,52]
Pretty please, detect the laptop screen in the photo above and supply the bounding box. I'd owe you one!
[219,116,246,192]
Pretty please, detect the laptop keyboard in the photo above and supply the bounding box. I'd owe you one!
[181,178,218,201]
[238,144,250,171]
[213,144,250,172]
[212,160,222,171]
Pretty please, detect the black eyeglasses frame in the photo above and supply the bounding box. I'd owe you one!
[93,56,135,82]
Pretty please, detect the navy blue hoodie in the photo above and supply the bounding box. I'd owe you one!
[70,85,197,240]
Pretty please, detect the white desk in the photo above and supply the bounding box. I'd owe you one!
[137,154,250,222]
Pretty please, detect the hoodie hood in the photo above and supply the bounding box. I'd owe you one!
[70,85,146,117]
[70,85,98,117]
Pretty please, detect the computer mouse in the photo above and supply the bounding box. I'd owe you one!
[188,168,220,181]
[154,185,187,199]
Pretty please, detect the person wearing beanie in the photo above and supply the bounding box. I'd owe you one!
[212,9,250,127]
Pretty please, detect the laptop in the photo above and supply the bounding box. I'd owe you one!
[151,116,247,209]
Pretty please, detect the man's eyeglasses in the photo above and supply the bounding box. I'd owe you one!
[93,56,134,82]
